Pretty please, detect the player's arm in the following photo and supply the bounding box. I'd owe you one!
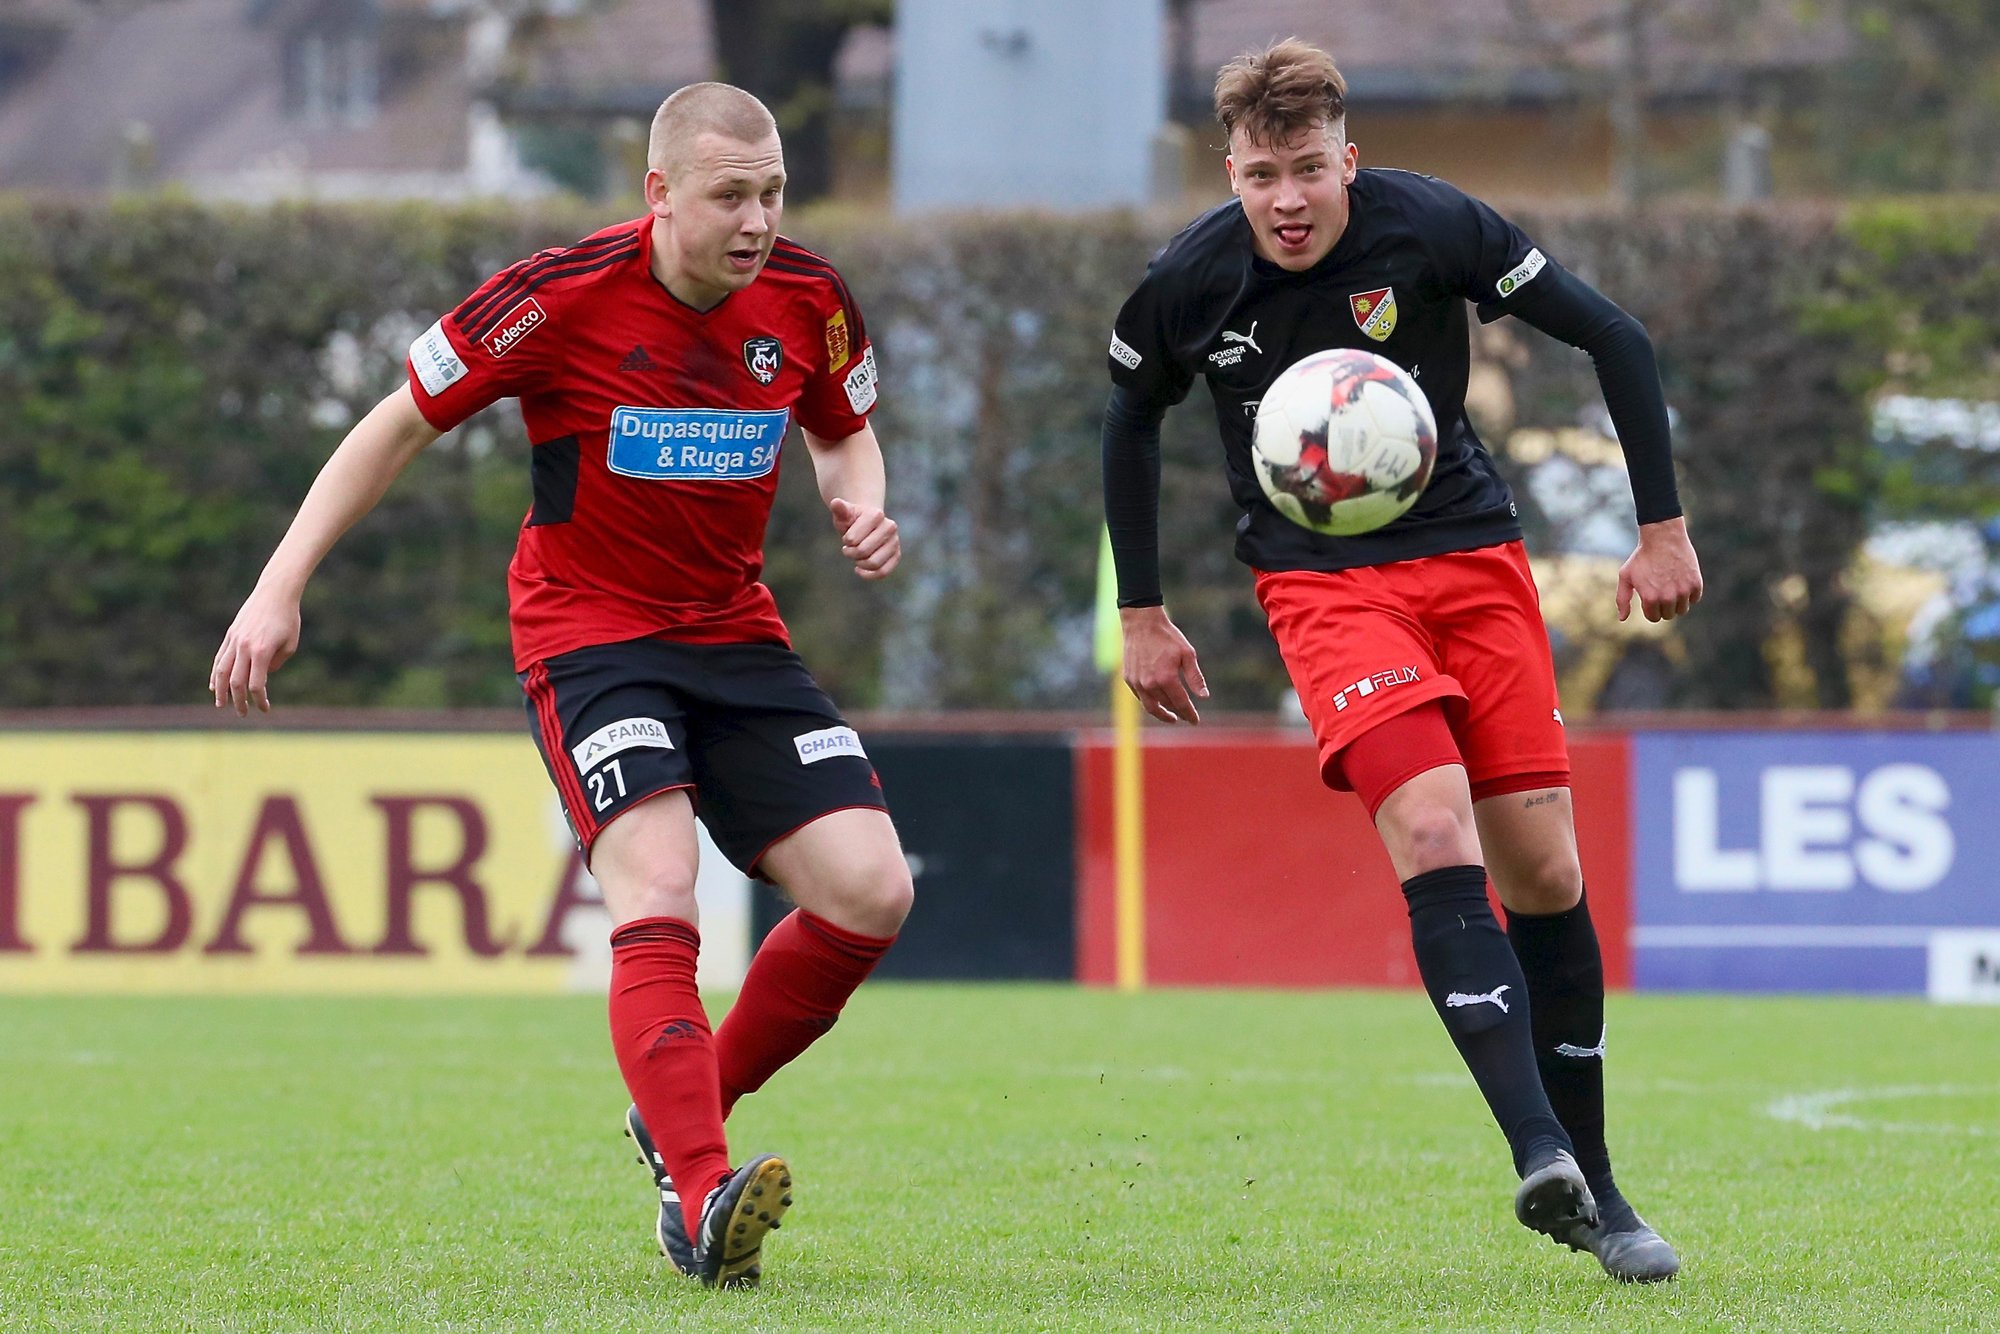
[1104,383,1208,725]
[209,384,441,714]
[1498,266,1702,623]
[802,422,900,580]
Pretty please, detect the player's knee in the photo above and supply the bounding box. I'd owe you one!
[1392,804,1480,875]
[870,860,916,936]
[601,866,699,925]
[807,845,912,938]
[847,848,914,937]
[1508,850,1583,913]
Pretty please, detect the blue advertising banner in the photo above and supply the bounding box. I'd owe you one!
[1632,732,2000,997]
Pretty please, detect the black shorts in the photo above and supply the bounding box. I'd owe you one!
[519,638,888,874]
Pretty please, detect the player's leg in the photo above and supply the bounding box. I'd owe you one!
[683,644,908,1119]
[1346,709,1591,1242]
[588,789,734,1262]
[593,795,793,1291]
[722,808,910,1112]
[1255,566,1591,1241]
[522,643,780,1287]
[1436,542,1678,1281]
[1477,790,1679,1282]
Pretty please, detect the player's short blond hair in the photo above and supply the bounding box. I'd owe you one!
[647,82,779,182]
[1213,38,1347,149]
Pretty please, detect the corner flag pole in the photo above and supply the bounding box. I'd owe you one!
[1095,526,1145,992]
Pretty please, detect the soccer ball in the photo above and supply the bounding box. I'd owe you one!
[1250,348,1438,536]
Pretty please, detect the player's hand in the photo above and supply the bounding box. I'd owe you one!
[1618,516,1703,623]
[828,497,900,580]
[1121,605,1208,724]
[209,587,302,716]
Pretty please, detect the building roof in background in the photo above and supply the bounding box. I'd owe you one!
[1189,0,1850,102]
[498,0,710,116]
[0,0,501,196]
[0,0,1854,197]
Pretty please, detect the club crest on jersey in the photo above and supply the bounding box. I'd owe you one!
[743,336,783,385]
[824,309,850,370]
[1350,287,1397,342]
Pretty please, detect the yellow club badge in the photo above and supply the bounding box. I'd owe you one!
[1349,287,1397,342]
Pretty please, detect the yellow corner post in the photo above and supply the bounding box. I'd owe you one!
[1094,526,1145,991]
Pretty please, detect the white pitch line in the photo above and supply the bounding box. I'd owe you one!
[1764,1085,1998,1137]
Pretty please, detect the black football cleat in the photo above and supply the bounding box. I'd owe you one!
[623,1104,696,1276]
[1567,1191,1681,1282]
[694,1153,794,1290]
[1514,1147,1599,1247]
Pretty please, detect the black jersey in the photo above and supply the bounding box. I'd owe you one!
[1109,169,1559,572]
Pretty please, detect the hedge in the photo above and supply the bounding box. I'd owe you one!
[2,195,1994,712]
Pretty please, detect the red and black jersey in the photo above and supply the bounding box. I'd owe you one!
[407,217,879,670]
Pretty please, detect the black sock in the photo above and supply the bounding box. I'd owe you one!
[1506,888,1634,1224]
[1403,865,1571,1175]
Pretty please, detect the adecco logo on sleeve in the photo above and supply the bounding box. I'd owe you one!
[1631,733,2000,995]
[607,407,789,481]
[484,298,547,358]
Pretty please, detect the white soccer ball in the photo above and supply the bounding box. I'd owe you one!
[1250,348,1439,536]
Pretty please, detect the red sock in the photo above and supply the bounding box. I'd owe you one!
[608,916,731,1237]
[716,909,894,1118]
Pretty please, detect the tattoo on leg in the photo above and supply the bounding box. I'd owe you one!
[1522,792,1560,808]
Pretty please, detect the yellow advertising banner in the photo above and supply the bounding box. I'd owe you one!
[0,732,609,994]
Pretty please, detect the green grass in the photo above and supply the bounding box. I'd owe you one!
[2,988,1995,1331]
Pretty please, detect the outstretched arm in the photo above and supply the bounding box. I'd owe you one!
[1505,268,1703,622]
[1104,384,1207,723]
[210,384,441,714]
[803,423,900,580]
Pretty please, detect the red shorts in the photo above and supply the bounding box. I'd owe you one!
[1254,541,1570,798]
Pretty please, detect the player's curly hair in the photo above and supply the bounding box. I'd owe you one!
[1213,39,1347,148]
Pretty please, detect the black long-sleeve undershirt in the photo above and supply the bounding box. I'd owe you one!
[1493,263,1681,527]
[1101,384,1168,608]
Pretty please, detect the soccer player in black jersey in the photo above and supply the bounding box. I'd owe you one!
[1102,40,1702,1281]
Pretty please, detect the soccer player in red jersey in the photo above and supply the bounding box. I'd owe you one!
[1103,42,1702,1281]
[210,84,910,1289]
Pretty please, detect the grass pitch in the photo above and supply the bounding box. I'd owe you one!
[2,987,1995,1331]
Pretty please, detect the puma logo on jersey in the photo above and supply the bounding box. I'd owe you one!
[1445,985,1512,1014]
[1222,321,1262,353]
[1209,321,1262,368]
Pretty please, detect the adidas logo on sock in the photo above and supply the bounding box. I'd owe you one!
[619,345,657,372]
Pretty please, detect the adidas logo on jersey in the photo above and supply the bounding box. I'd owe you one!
[619,345,657,372]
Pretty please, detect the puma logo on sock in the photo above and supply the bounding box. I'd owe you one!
[1445,984,1512,1013]
[1553,1025,1607,1059]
